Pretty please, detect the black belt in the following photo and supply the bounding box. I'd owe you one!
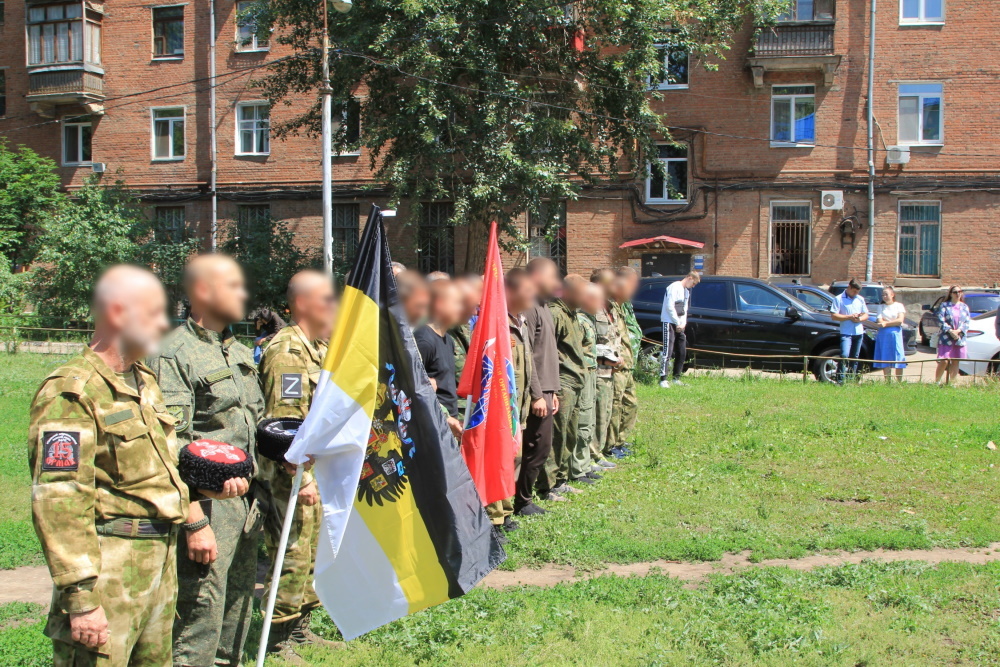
[96,518,176,539]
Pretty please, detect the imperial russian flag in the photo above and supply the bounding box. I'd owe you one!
[457,221,518,506]
[284,205,504,640]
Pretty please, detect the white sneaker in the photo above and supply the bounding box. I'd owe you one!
[659,378,671,388]
[673,379,685,387]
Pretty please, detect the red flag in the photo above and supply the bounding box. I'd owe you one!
[457,222,517,506]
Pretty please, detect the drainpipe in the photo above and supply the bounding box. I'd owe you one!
[209,0,219,251]
[865,0,877,281]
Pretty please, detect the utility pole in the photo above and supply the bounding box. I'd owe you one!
[321,0,353,276]
[865,0,877,281]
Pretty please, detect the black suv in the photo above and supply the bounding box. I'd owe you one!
[632,275,878,382]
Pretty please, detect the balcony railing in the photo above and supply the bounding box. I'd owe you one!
[28,68,104,99]
[754,23,835,57]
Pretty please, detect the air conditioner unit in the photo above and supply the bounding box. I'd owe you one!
[886,146,911,165]
[820,190,844,211]
[91,162,107,173]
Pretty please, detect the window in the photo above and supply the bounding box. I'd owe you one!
[152,6,184,58]
[770,202,811,275]
[154,206,185,242]
[771,85,815,146]
[0,71,5,118]
[331,203,359,266]
[528,202,567,275]
[793,289,831,310]
[898,83,942,145]
[236,102,270,155]
[898,201,940,276]
[331,99,361,156]
[901,0,943,24]
[735,283,790,315]
[237,204,271,241]
[417,203,455,274]
[152,108,185,160]
[27,3,84,65]
[236,0,268,51]
[646,144,688,203]
[650,45,689,90]
[63,117,92,165]
[690,282,730,311]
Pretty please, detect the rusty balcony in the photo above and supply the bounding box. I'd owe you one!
[26,66,105,116]
[747,22,841,89]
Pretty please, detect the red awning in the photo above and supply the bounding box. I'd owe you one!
[619,235,705,250]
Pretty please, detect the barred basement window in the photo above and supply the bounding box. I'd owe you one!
[770,202,811,276]
[0,71,6,118]
[528,201,567,276]
[898,201,940,277]
[237,204,271,241]
[155,206,185,242]
[417,203,454,274]
[331,203,359,265]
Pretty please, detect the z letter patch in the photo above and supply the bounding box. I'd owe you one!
[41,431,80,471]
[281,373,303,399]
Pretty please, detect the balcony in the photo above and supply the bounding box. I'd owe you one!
[747,22,841,89]
[26,66,105,117]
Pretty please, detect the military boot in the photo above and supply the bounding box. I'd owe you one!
[265,619,295,653]
[288,611,344,649]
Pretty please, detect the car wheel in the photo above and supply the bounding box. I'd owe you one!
[812,348,840,383]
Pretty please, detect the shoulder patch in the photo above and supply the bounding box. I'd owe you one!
[281,373,304,398]
[41,431,80,471]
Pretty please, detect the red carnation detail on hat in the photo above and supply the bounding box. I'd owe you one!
[188,440,248,464]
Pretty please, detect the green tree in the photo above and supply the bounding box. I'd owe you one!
[0,141,64,266]
[256,0,788,270]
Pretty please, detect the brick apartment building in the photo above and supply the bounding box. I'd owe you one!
[0,0,998,287]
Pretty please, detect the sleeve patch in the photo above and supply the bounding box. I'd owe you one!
[281,373,304,399]
[41,432,81,471]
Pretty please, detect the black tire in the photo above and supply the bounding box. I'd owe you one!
[919,324,930,347]
[812,348,840,383]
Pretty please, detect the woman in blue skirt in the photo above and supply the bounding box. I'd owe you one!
[873,286,907,381]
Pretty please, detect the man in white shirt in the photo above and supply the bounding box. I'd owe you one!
[659,272,700,388]
[829,278,870,383]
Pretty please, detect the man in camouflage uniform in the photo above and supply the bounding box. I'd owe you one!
[609,273,639,458]
[577,282,616,471]
[29,266,215,665]
[591,271,623,460]
[450,274,483,413]
[148,255,265,667]
[258,270,337,652]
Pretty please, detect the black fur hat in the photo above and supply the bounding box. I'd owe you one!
[256,417,304,463]
[178,440,254,492]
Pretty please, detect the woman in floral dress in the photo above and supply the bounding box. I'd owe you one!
[934,286,971,385]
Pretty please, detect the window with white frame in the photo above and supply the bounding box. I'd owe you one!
[770,202,811,276]
[152,108,185,160]
[771,85,815,146]
[28,3,89,65]
[62,117,92,165]
[152,6,184,58]
[331,99,361,156]
[650,45,689,90]
[155,206,185,242]
[900,0,943,24]
[646,144,688,203]
[778,0,835,21]
[528,201,567,276]
[236,102,270,155]
[898,83,942,145]
[898,201,940,276]
[236,0,268,51]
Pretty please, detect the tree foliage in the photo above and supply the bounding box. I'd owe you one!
[0,141,64,265]
[255,0,789,269]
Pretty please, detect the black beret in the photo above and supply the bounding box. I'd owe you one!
[257,417,305,463]
[178,440,254,492]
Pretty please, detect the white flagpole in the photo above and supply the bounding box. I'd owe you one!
[462,394,473,430]
[256,464,304,667]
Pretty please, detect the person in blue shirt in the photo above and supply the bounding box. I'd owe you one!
[829,279,870,383]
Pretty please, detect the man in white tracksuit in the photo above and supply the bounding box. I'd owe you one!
[659,272,700,388]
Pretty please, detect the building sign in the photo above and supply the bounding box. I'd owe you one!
[693,255,705,271]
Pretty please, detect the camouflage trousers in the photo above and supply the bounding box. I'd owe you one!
[541,380,590,491]
[577,369,598,465]
[485,429,523,525]
[49,531,178,666]
[262,461,322,626]
[608,370,638,450]
[595,374,615,457]
[173,494,264,667]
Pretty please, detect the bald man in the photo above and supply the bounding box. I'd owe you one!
[148,254,264,667]
[258,270,338,653]
[29,265,193,665]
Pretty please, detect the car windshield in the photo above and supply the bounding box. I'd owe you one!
[966,295,1000,313]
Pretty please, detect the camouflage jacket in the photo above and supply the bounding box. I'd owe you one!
[548,298,587,389]
[258,324,328,487]
[28,346,189,614]
[577,311,598,372]
[148,318,264,458]
[613,301,635,370]
[595,302,623,379]
[509,313,534,428]
[621,300,643,361]
[450,322,472,380]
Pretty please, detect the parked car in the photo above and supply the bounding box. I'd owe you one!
[776,282,917,355]
[919,292,1000,346]
[959,313,1000,376]
[631,276,906,383]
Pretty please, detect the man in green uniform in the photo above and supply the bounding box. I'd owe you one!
[577,282,616,471]
[258,270,338,652]
[29,266,239,666]
[450,274,483,413]
[591,271,623,461]
[542,274,597,497]
[149,255,265,667]
[609,273,639,458]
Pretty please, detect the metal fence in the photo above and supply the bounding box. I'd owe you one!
[0,316,258,351]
